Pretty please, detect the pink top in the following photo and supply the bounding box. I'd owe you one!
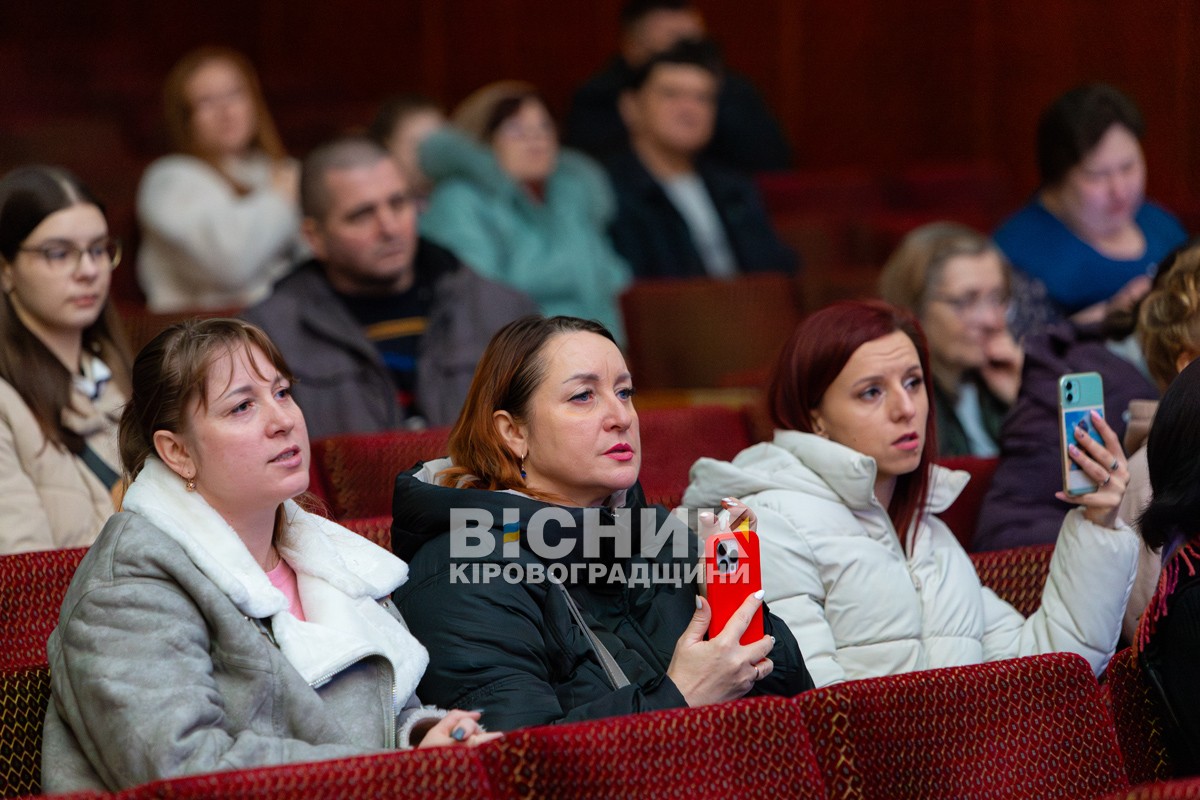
[267,558,306,621]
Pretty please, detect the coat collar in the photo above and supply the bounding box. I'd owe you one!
[122,458,427,695]
[769,430,967,515]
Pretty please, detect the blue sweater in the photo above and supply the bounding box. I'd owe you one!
[994,199,1186,315]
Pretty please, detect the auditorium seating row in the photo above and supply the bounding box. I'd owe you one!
[305,405,1000,548]
[1,648,1184,800]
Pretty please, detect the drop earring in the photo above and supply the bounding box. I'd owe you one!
[185,474,197,492]
[520,457,527,481]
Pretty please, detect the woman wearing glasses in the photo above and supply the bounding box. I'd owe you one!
[136,47,304,313]
[0,165,131,554]
[879,222,1023,457]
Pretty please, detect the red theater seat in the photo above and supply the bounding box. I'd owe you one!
[636,405,753,508]
[0,547,87,670]
[482,695,824,799]
[936,455,999,549]
[0,664,53,798]
[793,652,1128,800]
[1104,646,1175,785]
[968,543,1053,618]
[340,516,394,552]
[309,428,451,520]
[119,746,497,800]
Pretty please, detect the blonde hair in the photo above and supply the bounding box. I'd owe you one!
[1138,245,1200,391]
[879,221,1009,315]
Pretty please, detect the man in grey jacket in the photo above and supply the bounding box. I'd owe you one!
[243,136,537,440]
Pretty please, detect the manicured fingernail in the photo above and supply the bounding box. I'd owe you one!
[696,597,703,610]
[1091,410,1102,420]
[451,726,466,741]
[770,635,776,644]
[753,589,765,600]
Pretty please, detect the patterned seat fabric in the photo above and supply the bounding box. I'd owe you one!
[0,547,88,670]
[969,543,1054,618]
[118,745,496,800]
[636,405,753,508]
[482,695,825,800]
[793,652,1129,800]
[0,664,51,798]
[340,516,394,552]
[1104,647,1175,784]
[1097,777,1200,799]
[310,428,452,520]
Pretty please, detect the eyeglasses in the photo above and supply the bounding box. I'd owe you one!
[929,290,1009,317]
[18,237,122,274]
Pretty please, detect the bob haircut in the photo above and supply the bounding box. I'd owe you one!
[1139,356,1200,551]
[0,164,131,453]
[768,300,937,540]
[1137,242,1200,392]
[878,221,1010,316]
[119,317,294,481]
[450,80,547,145]
[440,315,618,501]
[1036,83,1144,188]
[162,46,287,193]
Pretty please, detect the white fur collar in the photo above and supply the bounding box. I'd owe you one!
[123,458,428,703]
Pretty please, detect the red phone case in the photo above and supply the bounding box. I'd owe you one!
[705,529,764,646]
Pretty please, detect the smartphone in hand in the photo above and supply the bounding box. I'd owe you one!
[705,529,764,646]
[1058,371,1106,496]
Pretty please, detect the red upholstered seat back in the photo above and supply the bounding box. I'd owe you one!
[0,547,87,670]
[1095,777,1200,799]
[339,516,394,552]
[0,664,52,798]
[620,274,803,390]
[1104,646,1175,784]
[936,455,999,549]
[309,428,451,519]
[118,746,496,800]
[793,652,1129,800]
[482,695,824,800]
[968,543,1054,618]
[636,405,753,508]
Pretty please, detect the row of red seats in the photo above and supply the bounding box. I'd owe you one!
[0,537,1172,796]
[2,650,1184,799]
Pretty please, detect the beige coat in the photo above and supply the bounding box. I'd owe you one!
[0,376,123,554]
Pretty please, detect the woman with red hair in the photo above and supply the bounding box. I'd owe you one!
[684,300,1138,688]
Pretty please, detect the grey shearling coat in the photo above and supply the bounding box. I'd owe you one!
[43,458,440,793]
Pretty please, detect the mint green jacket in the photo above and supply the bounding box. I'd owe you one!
[419,129,631,343]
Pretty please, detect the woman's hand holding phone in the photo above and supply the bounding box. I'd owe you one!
[666,592,775,707]
[1055,409,1127,530]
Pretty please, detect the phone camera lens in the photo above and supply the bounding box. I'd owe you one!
[1066,392,1074,402]
[1066,381,1074,391]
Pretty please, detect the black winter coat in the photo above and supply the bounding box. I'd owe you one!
[391,461,813,731]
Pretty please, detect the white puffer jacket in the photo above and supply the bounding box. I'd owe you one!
[683,430,1138,688]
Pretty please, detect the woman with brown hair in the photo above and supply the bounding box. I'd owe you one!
[0,164,131,554]
[391,314,812,732]
[43,318,496,793]
[136,46,305,312]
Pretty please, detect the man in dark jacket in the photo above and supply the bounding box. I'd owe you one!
[604,39,797,279]
[243,136,536,439]
[564,0,791,173]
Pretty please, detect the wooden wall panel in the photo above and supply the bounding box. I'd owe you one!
[0,0,1197,219]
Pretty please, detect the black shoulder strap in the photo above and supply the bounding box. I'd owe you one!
[80,444,120,490]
